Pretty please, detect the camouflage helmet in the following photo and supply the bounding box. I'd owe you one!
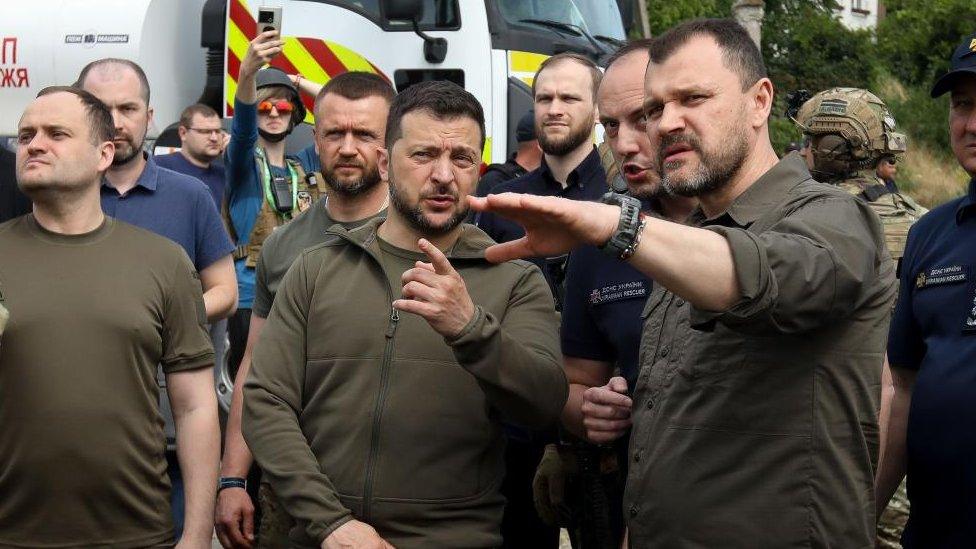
[794,87,907,178]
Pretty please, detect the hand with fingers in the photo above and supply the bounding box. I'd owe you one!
[322,520,396,549]
[393,238,475,339]
[580,376,632,444]
[215,487,255,548]
[240,29,284,79]
[467,193,620,263]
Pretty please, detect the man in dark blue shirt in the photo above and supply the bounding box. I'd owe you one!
[478,53,608,313]
[77,58,234,541]
[155,103,227,208]
[879,31,976,548]
[535,41,697,548]
[476,52,608,549]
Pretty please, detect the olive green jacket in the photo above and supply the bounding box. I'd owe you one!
[243,219,566,548]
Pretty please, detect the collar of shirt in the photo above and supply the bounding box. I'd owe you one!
[954,177,976,225]
[537,146,601,192]
[689,153,812,228]
[101,152,157,195]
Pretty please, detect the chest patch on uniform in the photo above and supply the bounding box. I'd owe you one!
[589,280,648,306]
[964,285,976,334]
[915,265,967,289]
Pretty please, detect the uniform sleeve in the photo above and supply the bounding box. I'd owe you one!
[160,250,214,373]
[887,224,924,370]
[193,185,235,270]
[692,196,895,335]
[243,253,353,543]
[560,249,614,362]
[448,264,567,429]
[251,242,276,319]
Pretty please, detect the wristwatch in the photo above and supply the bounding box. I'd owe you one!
[598,192,646,261]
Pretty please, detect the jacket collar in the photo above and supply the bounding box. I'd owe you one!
[326,217,497,260]
[689,152,813,227]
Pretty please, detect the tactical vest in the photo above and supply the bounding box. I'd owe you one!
[839,174,927,261]
[227,150,326,268]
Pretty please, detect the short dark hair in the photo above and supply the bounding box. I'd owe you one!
[532,53,602,99]
[605,38,655,70]
[178,103,220,129]
[385,81,485,150]
[74,58,151,104]
[313,72,395,114]
[648,18,767,90]
[35,86,115,145]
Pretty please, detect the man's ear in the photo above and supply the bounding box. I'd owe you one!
[377,147,390,181]
[751,77,775,128]
[177,125,188,142]
[97,141,116,172]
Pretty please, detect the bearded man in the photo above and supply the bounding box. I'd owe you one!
[242,80,567,549]
[216,71,394,549]
[474,52,609,548]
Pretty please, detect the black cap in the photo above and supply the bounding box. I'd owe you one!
[931,32,976,98]
[255,67,306,125]
[516,109,535,143]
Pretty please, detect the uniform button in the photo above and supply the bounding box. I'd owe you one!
[659,346,670,357]
[646,399,654,409]
[675,298,685,307]
[633,451,641,463]
[629,504,639,517]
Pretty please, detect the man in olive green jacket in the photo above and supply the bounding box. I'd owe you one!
[243,81,567,549]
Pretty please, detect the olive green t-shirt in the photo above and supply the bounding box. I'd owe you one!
[252,199,386,318]
[0,215,213,547]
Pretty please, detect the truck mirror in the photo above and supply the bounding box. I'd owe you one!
[380,0,447,64]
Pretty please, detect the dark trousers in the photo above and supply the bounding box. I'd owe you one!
[501,438,560,548]
[227,308,251,381]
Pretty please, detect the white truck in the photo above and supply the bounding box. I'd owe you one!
[1,0,631,409]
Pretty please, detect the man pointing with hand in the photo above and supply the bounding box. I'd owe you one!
[242,81,567,548]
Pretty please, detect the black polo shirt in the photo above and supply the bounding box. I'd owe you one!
[888,178,976,548]
[476,147,607,309]
[560,200,655,387]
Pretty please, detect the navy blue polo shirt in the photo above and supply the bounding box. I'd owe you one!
[476,147,607,309]
[561,230,652,388]
[154,152,226,209]
[888,177,976,548]
[101,153,234,271]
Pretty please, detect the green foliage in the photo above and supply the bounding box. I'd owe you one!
[762,0,877,95]
[877,0,976,88]
[644,0,732,36]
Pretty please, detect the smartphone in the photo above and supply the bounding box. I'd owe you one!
[257,6,282,34]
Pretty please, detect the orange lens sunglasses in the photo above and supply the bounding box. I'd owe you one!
[257,100,294,114]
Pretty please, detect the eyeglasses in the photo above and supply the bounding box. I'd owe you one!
[187,128,223,137]
[257,100,294,115]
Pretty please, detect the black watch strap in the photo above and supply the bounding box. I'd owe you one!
[218,477,247,493]
[598,192,644,260]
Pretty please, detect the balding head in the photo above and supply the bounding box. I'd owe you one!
[75,58,151,105]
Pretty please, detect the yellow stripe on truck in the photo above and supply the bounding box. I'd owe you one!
[508,50,550,87]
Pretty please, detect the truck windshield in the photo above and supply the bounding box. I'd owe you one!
[497,0,625,40]
[326,0,460,29]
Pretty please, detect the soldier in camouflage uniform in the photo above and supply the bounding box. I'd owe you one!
[795,87,926,548]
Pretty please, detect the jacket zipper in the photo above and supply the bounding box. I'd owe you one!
[361,261,399,523]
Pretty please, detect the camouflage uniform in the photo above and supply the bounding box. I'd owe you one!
[796,88,926,548]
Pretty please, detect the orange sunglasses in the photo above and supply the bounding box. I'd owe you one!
[257,100,294,114]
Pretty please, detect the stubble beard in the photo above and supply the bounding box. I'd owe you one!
[537,117,593,157]
[112,133,145,167]
[323,162,382,197]
[387,166,468,237]
[658,128,749,198]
